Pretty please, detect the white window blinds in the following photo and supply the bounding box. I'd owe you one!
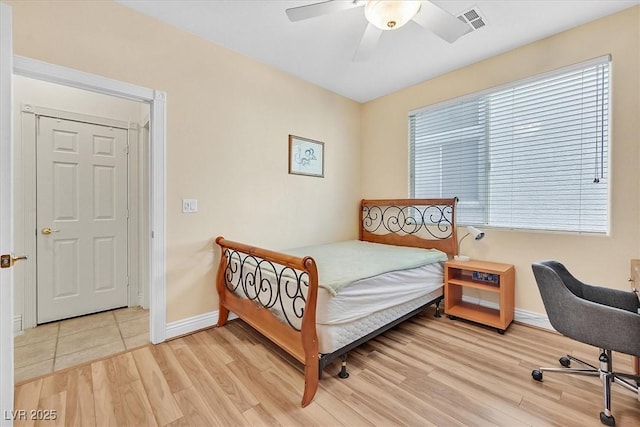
[409,56,610,233]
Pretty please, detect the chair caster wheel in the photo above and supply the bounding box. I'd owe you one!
[497,329,505,335]
[599,412,615,426]
[531,370,543,381]
[448,315,457,320]
[559,356,571,368]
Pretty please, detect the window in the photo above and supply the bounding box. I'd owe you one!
[409,56,609,233]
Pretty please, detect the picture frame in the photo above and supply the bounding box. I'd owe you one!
[288,134,324,178]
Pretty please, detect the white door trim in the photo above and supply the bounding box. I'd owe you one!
[12,56,167,345]
[0,3,14,424]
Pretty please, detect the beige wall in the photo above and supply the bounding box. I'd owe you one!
[7,0,640,322]
[6,0,362,323]
[362,6,640,313]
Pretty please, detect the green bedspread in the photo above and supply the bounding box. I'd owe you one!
[283,240,448,295]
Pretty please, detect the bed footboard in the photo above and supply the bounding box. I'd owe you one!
[215,237,320,407]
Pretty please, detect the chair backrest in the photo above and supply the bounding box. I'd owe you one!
[537,260,585,298]
[531,261,580,337]
[531,260,640,356]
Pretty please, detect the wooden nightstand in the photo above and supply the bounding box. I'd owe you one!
[444,259,515,334]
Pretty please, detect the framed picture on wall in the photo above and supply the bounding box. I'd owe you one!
[288,134,324,178]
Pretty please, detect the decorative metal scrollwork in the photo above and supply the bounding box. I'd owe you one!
[362,204,454,239]
[222,248,308,331]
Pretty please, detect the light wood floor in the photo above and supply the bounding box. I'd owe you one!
[13,306,640,426]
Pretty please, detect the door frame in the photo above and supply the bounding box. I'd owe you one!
[21,106,142,327]
[1,5,166,420]
[12,55,167,345]
[0,3,15,423]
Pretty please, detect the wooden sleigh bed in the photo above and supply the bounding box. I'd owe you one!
[215,198,458,407]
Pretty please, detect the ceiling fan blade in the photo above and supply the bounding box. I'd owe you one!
[286,0,362,22]
[412,0,472,43]
[353,23,383,62]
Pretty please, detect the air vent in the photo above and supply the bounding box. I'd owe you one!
[457,7,486,32]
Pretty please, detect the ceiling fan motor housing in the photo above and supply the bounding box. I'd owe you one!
[364,0,421,31]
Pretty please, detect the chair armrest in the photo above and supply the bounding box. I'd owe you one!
[582,284,640,313]
[561,296,640,357]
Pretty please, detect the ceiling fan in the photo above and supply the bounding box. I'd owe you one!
[286,0,472,61]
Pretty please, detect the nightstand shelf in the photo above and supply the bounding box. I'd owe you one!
[445,259,515,333]
[446,278,500,293]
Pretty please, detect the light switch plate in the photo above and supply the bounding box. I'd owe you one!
[182,199,198,213]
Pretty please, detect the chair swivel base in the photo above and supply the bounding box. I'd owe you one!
[531,352,640,426]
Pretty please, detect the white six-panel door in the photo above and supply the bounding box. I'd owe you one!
[36,116,128,323]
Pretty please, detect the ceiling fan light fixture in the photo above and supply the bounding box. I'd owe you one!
[364,0,421,31]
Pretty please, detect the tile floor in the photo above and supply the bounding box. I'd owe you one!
[13,306,149,383]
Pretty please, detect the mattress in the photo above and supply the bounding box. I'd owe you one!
[223,241,445,353]
[316,262,443,354]
[225,239,446,354]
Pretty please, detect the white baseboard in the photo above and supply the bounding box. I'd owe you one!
[137,294,149,310]
[163,300,552,343]
[165,310,237,340]
[461,295,554,331]
[13,315,22,334]
[514,307,554,330]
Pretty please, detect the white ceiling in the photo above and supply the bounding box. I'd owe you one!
[117,0,639,103]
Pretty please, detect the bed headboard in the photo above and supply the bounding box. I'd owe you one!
[359,198,458,256]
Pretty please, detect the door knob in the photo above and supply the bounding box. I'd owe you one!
[41,227,60,235]
[0,254,28,269]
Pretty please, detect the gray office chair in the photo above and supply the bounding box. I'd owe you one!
[531,261,640,426]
